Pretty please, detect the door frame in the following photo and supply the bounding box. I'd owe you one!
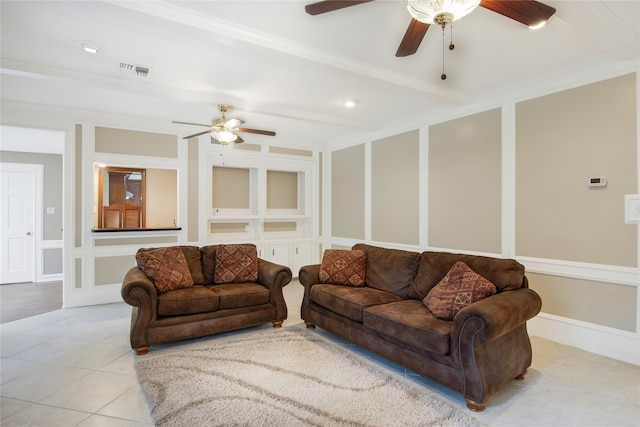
[0,162,43,284]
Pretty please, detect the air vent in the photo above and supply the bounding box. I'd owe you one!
[119,62,151,78]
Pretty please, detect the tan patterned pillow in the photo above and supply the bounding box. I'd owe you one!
[319,249,366,287]
[423,261,496,320]
[136,247,194,293]
[214,244,259,284]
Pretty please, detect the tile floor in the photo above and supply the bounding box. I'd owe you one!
[1,280,639,426]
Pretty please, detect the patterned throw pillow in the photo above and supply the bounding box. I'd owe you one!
[319,249,366,287]
[214,244,259,284]
[423,261,496,320]
[136,247,194,293]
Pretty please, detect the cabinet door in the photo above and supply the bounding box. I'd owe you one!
[291,242,312,278]
[267,243,290,268]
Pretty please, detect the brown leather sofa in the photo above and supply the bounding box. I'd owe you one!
[122,244,292,355]
[300,243,542,411]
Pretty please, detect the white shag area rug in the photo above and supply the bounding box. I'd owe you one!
[135,327,485,427]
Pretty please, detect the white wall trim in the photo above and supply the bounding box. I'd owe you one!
[529,313,639,366]
[518,256,639,287]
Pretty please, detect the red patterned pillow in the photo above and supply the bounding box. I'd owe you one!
[423,261,496,320]
[136,247,194,293]
[319,249,366,287]
[214,244,259,284]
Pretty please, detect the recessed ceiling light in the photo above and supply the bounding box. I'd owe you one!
[80,42,100,54]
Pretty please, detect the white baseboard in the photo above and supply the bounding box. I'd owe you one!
[528,313,639,366]
[63,284,123,308]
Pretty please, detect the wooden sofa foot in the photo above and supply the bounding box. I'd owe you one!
[272,321,283,328]
[464,398,486,412]
[134,346,150,356]
[305,322,316,329]
[515,369,527,380]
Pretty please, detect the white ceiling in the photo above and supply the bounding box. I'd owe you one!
[1,0,638,145]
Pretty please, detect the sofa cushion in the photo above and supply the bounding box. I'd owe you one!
[423,261,497,321]
[177,246,205,285]
[352,244,421,298]
[157,285,220,316]
[408,251,525,300]
[363,300,452,356]
[214,244,259,284]
[208,283,270,309]
[136,247,194,293]
[319,249,366,286]
[310,284,404,322]
[200,245,218,285]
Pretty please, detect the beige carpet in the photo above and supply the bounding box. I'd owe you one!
[136,326,485,427]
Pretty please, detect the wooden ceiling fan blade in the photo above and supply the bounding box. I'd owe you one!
[396,18,430,57]
[172,121,210,127]
[480,0,556,27]
[238,128,276,136]
[235,135,245,143]
[183,129,211,139]
[305,0,374,15]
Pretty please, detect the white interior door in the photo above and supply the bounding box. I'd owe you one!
[1,163,36,284]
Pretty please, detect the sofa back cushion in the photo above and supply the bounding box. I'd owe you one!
[352,244,421,298]
[214,244,259,284]
[201,245,218,285]
[408,251,525,300]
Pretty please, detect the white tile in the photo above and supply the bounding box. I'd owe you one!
[0,397,32,420]
[1,364,92,402]
[98,352,138,376]
[76,414,153,426]
[0,333,53,357]
[0,358,42,384]
[97,384,154,425]
[0,402,90,427]
[39,371,139,413]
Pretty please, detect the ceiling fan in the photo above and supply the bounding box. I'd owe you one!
[305,0,556,57]
[173,104,276,144]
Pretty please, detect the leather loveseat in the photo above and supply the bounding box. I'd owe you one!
[122,244,292,355]
[300,243,542,411]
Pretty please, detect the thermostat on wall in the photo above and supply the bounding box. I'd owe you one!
[587,177,606,188]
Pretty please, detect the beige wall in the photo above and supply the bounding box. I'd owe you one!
[212,166,250,209]
[331,144,365,239]
[146,168,177,228]
[95,126,177,158]
[516,73,637,267]
[371,130,420,245]
[529,272,637,332]
[267,170,297,209]
[429,108,502,253]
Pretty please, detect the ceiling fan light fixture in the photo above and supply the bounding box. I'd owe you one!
[210,128,238,144]
[407,0,481,24]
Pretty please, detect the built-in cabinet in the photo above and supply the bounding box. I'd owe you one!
[205,149,316,276]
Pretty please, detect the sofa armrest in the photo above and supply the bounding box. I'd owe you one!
[299,264,321,320]
[452,288,542,345]
[121,266,158,311]
[258,259,292,321]
[299,264,321,287]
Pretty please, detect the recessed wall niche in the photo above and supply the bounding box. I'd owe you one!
[211,166,257,215]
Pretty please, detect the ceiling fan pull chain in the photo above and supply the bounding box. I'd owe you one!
[441,23,447,80]
[449,22,455,51]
